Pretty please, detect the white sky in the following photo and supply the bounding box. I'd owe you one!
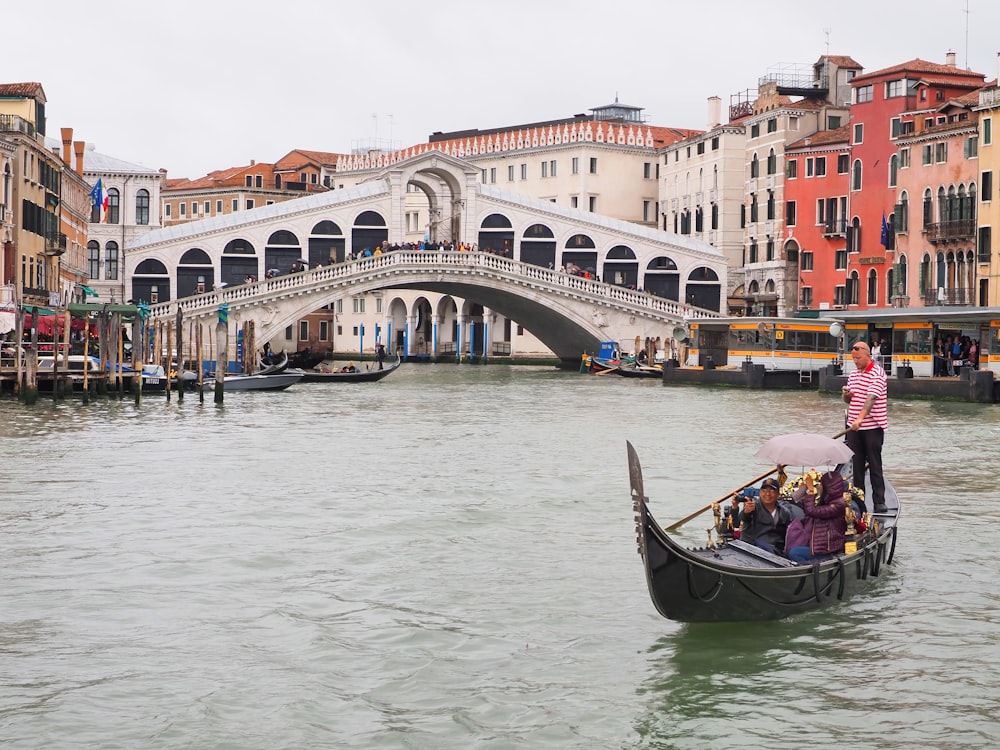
[7,0,998,179]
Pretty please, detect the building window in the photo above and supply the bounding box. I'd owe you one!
[867,269,878,305]
[589,196,597,212]
[899,149,910,169]
[983,170,993,201]
[508,165,514,181]
[786,159,798,179]
[541,161,548,178]
[105,241,119,280]
[643,200,651,222]
[835,249,848,270]
[643,162,652,179]
[806,157,813,177]
[572,157,579,174]
[246,199,255,210]
[231,199,238,211]
[481,169,487,184]
[984,118,993,146]
[589,157,598,174]
[750,154,759,178]
[889,155,898,187]
[838,154,850,174]
[829,115,842,129]
[853,124,864,144]
[571,196,578,208]
[520,163,527,180]
[816,199,826,225]
[815,157,827,176]
[935,143,948,163]
[87,241,99,279]
[800,286,813,307]
[766,191,775,220]
[749,240,758,263]
[490,167,497,183]
[965,136,979,158]
[767,149,776,175]
[711,203,719,229]
[855,85,873,103]
[786,200,797,226]
[216,200,223,213]
[886,80,904,98]
[191,202,198,216]
[299,321,308,341]
[164,203,171,218]
[750,123,760,138]
[851,160,862,191]
[922,144,933,166]
[766,238,775,261]
[107,188,120,224]
[767,118,777,133]
[135,189,149,225]
[711,136,719,150]
[319,321,328,341]
[179,202,186,217]
[245,175,252,187]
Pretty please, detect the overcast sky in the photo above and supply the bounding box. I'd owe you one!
[6,0,998,179]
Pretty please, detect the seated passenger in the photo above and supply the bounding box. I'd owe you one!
[733,477,794,555]
[786,471,848,563]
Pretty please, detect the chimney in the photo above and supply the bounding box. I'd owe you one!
[250,159,256,166]
[707,96,722,129]
[73,141,85,176]
[60,127,73,164]
[946,50,957,67]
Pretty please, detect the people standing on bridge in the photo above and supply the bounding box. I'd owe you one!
[842,340,888,514]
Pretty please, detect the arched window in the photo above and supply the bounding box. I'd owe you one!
[923,188,933,229]
[750,153,759,179]
[136,189,150,225]
[851,217,862,252]
[867,269,878,305]
[898,191,909,232]
[849,271,860,305]
[766,148,776,176]
[888,154,898,187]
[105,241,119,280]
[919,253,931,296]
[897,254,908,297]
[87,240,99,279]
[852,159,862,191]
[107,188,120,224]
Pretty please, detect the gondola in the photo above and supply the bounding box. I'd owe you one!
[299,355,401,383]
[626,441,899,622]
[257,351,289,375]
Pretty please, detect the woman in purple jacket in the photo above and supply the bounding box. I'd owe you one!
[787,471,847,563]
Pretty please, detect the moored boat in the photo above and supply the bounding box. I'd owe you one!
[626,440,899,622]
[201,370,304,392]
[614,363,663,379]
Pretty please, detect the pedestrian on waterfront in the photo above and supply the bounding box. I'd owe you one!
[842,340,888,513]
[786,470,848,563]
[733,477,794,555]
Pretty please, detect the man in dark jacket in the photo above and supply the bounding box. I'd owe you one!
[735,477,794,554]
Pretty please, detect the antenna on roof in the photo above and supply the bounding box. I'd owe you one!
[823,27,831,56]
[964,0,970,69]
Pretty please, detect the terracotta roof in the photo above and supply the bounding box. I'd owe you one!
[852,58,984,84]
[163,162,278,191]
[818,55,863,69]
[274,148,345,171]
[786,124,851,150]
[0,82,45,101]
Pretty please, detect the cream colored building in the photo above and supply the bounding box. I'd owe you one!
[659,97,747,305]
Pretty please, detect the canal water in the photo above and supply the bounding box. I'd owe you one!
[2,366,998,749]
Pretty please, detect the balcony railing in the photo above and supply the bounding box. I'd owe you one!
[927,219,975,242]
[45,232,68,256]
[923,287,974,306]
[0,114,35,136]
[822,218,848,237]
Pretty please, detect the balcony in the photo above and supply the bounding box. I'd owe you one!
[44,232,67,256]
[822,218,848,238]
[0,114,35,136]
[927,219,975,243]
[923,287,974,306]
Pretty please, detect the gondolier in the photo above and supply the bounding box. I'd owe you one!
[843,340,888,514]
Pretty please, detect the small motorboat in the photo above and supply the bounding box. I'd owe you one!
[626,440,899,622]
[614,363,663,379]
[299,355,401,383]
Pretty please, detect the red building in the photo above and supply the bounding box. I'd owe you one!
[783,125,851,311]
[847,54,985,309]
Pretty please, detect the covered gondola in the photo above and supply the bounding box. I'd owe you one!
[626,441,899,622]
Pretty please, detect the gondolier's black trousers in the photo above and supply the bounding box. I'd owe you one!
[846,427,884,509]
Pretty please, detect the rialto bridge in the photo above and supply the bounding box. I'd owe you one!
[133,151,726,365]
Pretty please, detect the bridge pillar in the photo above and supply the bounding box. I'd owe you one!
[456,314,465,362]
[431,314,440,360]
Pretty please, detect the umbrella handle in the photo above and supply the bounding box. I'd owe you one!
[664,429,852,531]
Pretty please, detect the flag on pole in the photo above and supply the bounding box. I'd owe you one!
[89,179,106,222]
[880,211,889,247]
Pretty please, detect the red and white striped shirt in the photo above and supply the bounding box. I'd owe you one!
[846,361,888,429]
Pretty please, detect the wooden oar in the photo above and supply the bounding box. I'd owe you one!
[595,366,618,375]
[663,428,853,531]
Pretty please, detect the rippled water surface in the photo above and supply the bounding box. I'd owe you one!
[2,366,999,749]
